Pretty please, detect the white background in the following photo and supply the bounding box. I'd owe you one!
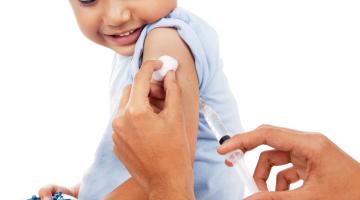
[0,0,359,199]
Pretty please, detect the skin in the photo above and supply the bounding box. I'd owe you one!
[218,125,360,200]
[105,27,199,200]
[68,0,177,56]
[37,2,360,199]
[40,0,199,199]
[112,61,195,200]
[38,184,79,200]
[108,63,360,199]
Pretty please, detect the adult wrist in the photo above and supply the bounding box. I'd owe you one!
[149,184,195,200]
[149,172,195,200]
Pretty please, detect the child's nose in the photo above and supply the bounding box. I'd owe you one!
[103,1,131,26]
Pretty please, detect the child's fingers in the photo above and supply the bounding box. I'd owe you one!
[38,185,53,199]
[39,190,52,200]
[38,185,74,199]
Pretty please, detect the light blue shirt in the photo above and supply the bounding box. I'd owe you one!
[78,7,244,200]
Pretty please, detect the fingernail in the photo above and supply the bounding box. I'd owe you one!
[217,146,226,155]
[43,197,50,200]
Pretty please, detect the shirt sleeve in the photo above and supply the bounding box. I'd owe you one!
[129,8,220,95]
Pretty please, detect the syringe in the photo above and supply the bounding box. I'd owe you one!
[200,100,260,195]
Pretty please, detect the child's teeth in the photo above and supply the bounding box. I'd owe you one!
[120,32,130,36]
[119,29,135,37]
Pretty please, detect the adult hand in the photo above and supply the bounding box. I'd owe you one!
[218,125,360,200]
[112,60,195,200]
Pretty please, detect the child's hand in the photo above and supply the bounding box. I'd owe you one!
[38,184,79,200]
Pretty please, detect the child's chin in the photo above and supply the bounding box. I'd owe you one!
[113,44,136,56]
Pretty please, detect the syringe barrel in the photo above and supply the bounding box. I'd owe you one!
[227,150,260,195]
[200,100,230,141]
[201,100,260,195]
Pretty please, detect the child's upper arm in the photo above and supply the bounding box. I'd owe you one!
[142,27,199,157]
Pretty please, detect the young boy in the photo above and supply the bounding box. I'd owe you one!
[39,0,244,199]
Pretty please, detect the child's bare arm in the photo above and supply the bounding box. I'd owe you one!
[105,27,199,199]
[143,27,199,159]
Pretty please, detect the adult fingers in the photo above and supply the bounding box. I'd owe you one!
[149,97,164,113]
[218,125,305,155]
[253,150,291,191]
[149,82,165,100]
[161,70,182,118]
[130,60,162,107]
[276,166,300,191]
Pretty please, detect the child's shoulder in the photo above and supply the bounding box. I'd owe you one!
[129,7,221,93]
[142,27,198,94]
[140,7,219,64]
[143,28,189,60]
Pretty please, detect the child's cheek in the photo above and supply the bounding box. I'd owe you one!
[77,22,105,47]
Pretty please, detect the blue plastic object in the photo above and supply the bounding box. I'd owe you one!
[27,192,72,200]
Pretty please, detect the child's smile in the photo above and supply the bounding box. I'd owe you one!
[102,25,144,46]
[69,0,177,56]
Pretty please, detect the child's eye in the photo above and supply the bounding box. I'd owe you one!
[79,0,97,6]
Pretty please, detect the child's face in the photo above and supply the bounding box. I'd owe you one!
[69,0,177,56]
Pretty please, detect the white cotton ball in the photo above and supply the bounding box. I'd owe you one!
[152,55,179,81]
